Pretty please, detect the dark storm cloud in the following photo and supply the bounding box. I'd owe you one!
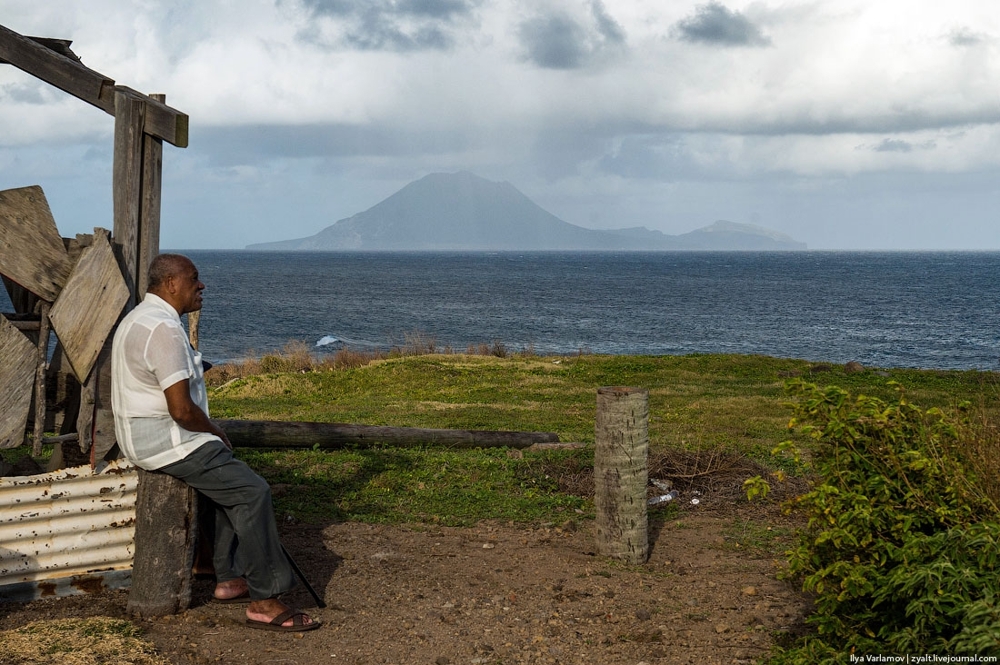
[673,2,771,47]
[517,1,627,70]
[518,13,589,69]
[293,0,480,51]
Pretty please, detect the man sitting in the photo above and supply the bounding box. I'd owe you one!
[111,253,320,632]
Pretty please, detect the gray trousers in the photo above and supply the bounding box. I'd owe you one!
[159,439,296,600]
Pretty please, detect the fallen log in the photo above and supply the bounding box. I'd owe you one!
[213,419,560,450]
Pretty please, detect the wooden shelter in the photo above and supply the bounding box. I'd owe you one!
[0,23,195,614]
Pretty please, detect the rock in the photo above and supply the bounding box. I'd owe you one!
[742,586,757,596]
[844,360,865,373]
[435,657,450,665]
[715,623,730,633]
[635,609,652,621]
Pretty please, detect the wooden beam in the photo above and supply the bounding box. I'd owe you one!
[0,23,115,115]
[117,87,189,149]
[0,24,189,147]
[0,37,81,64]
[215,419,561,450]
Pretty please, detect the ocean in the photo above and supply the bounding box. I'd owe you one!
[167,250,1000,371]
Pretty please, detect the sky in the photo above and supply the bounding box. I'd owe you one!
[1,0,999,250]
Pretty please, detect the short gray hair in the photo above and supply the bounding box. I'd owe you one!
[147,253,192,291]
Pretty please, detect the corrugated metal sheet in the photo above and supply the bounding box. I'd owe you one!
[0,459,137,600]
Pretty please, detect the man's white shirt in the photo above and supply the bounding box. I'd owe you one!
[111,293,215,470]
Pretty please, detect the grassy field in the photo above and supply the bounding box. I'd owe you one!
[205,352,1000,526]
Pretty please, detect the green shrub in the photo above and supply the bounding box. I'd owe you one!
[768,380,1000,660]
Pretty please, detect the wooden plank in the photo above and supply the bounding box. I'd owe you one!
[0,186,72,301]
[0,316,37,449]
[0,23,115,115]
[48,231,129,383]
[31,301,51,456]
[113,91,145,307]
[215,419,560,450]
[90,340,117,459]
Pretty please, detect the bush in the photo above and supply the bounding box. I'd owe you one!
[766,380,1000,661]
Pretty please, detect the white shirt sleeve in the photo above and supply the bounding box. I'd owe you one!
[145,320,194,390]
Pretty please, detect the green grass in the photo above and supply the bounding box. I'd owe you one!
[209,353,1000,525]
[240,446,592,526]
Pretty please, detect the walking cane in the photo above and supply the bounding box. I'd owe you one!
[281,544,327,608]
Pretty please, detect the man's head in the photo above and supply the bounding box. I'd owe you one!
[147,253,204,315]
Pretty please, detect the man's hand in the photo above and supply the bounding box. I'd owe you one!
[163,380,231,448]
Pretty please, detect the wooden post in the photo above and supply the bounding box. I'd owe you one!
[127,472,198,617]
[137,93,164,298]
[113,88,145,305]
[187,310,200,350]
[594,386,649,564]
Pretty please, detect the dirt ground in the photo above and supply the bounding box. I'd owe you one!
[0,499,813,665]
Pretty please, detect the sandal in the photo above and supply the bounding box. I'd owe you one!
[246,608,321,632]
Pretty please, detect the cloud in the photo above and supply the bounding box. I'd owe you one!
[948,26,989,47]
[590,0,626,45]
[871,138,914,153]
[859,138,938,154]
[291,0,481,51]
[673,2,771,47]
[517,0,627,69]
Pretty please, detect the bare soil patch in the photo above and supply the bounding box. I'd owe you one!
[0,501,812,665]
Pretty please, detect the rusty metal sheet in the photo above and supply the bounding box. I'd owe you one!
[0,185,71,301]
[0,315,37,449]
[48,230,129,383]
[0,459,137,599]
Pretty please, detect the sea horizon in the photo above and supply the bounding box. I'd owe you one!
[167,250,1000,371]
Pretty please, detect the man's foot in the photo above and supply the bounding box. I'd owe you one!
[212,578,250,603]
[246,598,320,632]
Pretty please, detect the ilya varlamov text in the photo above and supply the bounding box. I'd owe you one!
[850,656,998,664]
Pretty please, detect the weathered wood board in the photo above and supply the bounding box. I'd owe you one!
[48,231,129,383]
[0,316,37,448]
[0,186,71,302]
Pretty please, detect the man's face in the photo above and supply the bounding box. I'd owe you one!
[173,259,205,314]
